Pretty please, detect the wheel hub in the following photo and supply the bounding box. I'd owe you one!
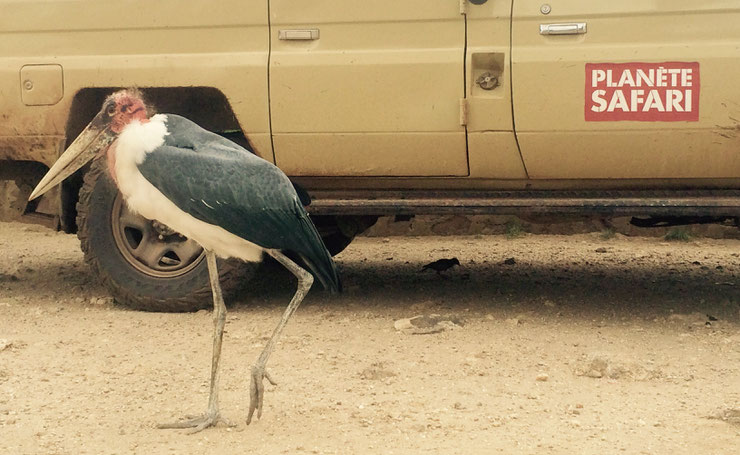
[151,220,179,238]
[111,195,205,277]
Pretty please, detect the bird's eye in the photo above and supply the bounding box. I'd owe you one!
[106,104,116,116]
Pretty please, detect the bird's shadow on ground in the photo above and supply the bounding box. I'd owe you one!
[233,254,739,323]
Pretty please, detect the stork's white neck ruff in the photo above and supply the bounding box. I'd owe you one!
[117,114,169,163]
[110,115,263,262]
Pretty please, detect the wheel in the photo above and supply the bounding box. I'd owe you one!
[311,215,378,256]
[76,159,252,312]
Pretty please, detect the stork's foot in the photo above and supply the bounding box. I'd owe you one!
[246,364,277,425]
[157,412,234,434]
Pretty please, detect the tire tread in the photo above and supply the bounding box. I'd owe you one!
[76,160,250,312]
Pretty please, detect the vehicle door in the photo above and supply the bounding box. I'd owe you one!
[465,0,527,179]
[511,1,740,180]
[268,0,468,177]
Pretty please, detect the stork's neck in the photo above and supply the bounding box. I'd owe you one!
[111,114,168,193]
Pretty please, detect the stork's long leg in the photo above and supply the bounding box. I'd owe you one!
[246,249,314,424]
[158,250,232,433]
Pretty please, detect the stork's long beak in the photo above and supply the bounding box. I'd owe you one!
[29,109,117,201]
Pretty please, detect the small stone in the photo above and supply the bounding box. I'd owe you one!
[536,373,549,382]
[359,362,397,381]
[503,257,516,265]
[394,314,461,335]
[0,339,12,351]
[575,354,660,381]
[595,247,608,253]
[505,318,520,326]
[394,318,413,332]
[585,370,603,378]
[707,407,740,425]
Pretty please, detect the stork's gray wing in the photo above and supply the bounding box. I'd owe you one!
[160,115,312,206]
[136,115,338,292]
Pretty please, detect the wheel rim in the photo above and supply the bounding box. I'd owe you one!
[111,195,205,278]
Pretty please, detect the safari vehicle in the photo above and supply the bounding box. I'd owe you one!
[1,1,738,311]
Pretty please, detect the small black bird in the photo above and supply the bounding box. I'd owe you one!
[421,257,461,274]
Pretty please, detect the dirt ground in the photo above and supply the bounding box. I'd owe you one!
[1,220,739,454]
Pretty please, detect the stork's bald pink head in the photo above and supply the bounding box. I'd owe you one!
[105,89,149,133]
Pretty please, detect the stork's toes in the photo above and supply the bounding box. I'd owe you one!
[246,364,277,425]
[157,412,234,434]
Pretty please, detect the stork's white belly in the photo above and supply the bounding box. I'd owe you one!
[110,115,263,262]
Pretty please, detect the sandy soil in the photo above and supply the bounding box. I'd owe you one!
[1,221,739,454]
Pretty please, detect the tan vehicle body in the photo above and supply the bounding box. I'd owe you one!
[4,0,740,197]
[2,0,739,311]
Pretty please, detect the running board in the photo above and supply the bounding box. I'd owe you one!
[306,190,740,217]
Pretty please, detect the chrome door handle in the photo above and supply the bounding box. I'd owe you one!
[539,23,587,35]
[278,29,320,40]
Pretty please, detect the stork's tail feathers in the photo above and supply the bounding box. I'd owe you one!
[299,253,341,294]
[296,211,341,293]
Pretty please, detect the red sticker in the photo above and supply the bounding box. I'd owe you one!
[585,62,700,122]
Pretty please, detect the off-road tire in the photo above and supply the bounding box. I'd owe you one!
[320,230,355,257]
[76,159,252,312]
[311,215,378,256]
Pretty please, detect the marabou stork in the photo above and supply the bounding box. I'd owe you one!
[29,89,340,432]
